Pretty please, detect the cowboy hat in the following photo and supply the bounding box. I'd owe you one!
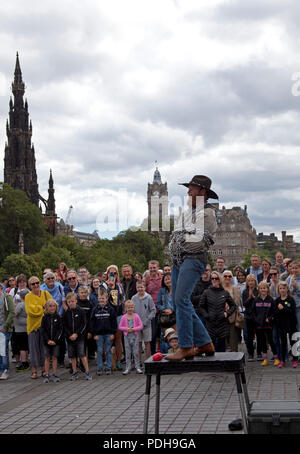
[179,175,218,199]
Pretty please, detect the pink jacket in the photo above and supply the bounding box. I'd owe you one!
[118,313,143,336]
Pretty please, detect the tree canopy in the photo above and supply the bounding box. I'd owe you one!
[0,183,48,262]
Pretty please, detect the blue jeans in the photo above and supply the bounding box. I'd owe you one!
[0,331,12,372]
[96,335,113,371]
[171,258,212,348]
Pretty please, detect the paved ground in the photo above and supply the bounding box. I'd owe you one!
[0,346,300,435]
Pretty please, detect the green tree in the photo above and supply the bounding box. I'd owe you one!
[85,230,166,274]
[0,253,42,280]
[50,235,90,267]
[0,183,48,262]
[241,248,274,269]
[34,243,78,272]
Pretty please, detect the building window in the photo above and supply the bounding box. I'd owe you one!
[231,240,235,246]
[218,249,222,255]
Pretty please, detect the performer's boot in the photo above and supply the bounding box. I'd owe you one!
[194,342,215,356]
[165,347,195,361]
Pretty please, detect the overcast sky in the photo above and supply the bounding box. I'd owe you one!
[1,0,300,241]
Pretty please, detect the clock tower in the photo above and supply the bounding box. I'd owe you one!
[147,166,168,232]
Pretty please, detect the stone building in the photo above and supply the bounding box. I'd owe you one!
[257,231,300,258]
[147,166,169,233]
[139,166,174,261]
[3,53,57,235]
[210,204,257,266]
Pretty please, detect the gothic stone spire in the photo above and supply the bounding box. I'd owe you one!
[4,52,39,206]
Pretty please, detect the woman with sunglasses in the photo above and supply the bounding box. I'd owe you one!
[5,277,17,294]
[41,272,65,316]
[25,276,51,379]
[199,271,235,352]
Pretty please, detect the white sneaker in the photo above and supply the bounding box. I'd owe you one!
[123,369,130,375]
[136,368,143,374]
[0,370,8,380]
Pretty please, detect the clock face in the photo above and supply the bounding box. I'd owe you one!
[153,191,159,196]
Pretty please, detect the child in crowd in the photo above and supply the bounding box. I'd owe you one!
[41,299,63,383]
[273,281,298,368]
[132,280,156,364]
[162,327,176,354]
[164,327,176,342]
[286,260,300,331]
[62,292,92,381]
[14,289,30,372]
[167,333,179,354]
[119,300,143,375]
[252,282,279,367]
[77,285,95,361]
[90,289,117,375]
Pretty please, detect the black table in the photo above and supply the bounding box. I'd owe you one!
[143,352,249,434]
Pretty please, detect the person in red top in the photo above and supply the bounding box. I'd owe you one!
[144,260,162,354]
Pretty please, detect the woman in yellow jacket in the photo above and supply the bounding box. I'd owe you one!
[25,276,51,379]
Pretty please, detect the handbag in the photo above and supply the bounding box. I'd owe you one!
[234,310,244,329]
[159,311,176,328]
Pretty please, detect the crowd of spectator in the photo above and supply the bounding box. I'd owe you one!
[0,251,298,382]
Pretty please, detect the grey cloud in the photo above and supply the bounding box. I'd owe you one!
[123,60,300,148]
[214,0,293,23]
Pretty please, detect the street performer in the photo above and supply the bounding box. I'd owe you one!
[166,175,218,360]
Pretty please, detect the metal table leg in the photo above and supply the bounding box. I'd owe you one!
[155,374,161,434]
[241,369,250,413]
[235,372,248,434]
[143,374,152,434]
